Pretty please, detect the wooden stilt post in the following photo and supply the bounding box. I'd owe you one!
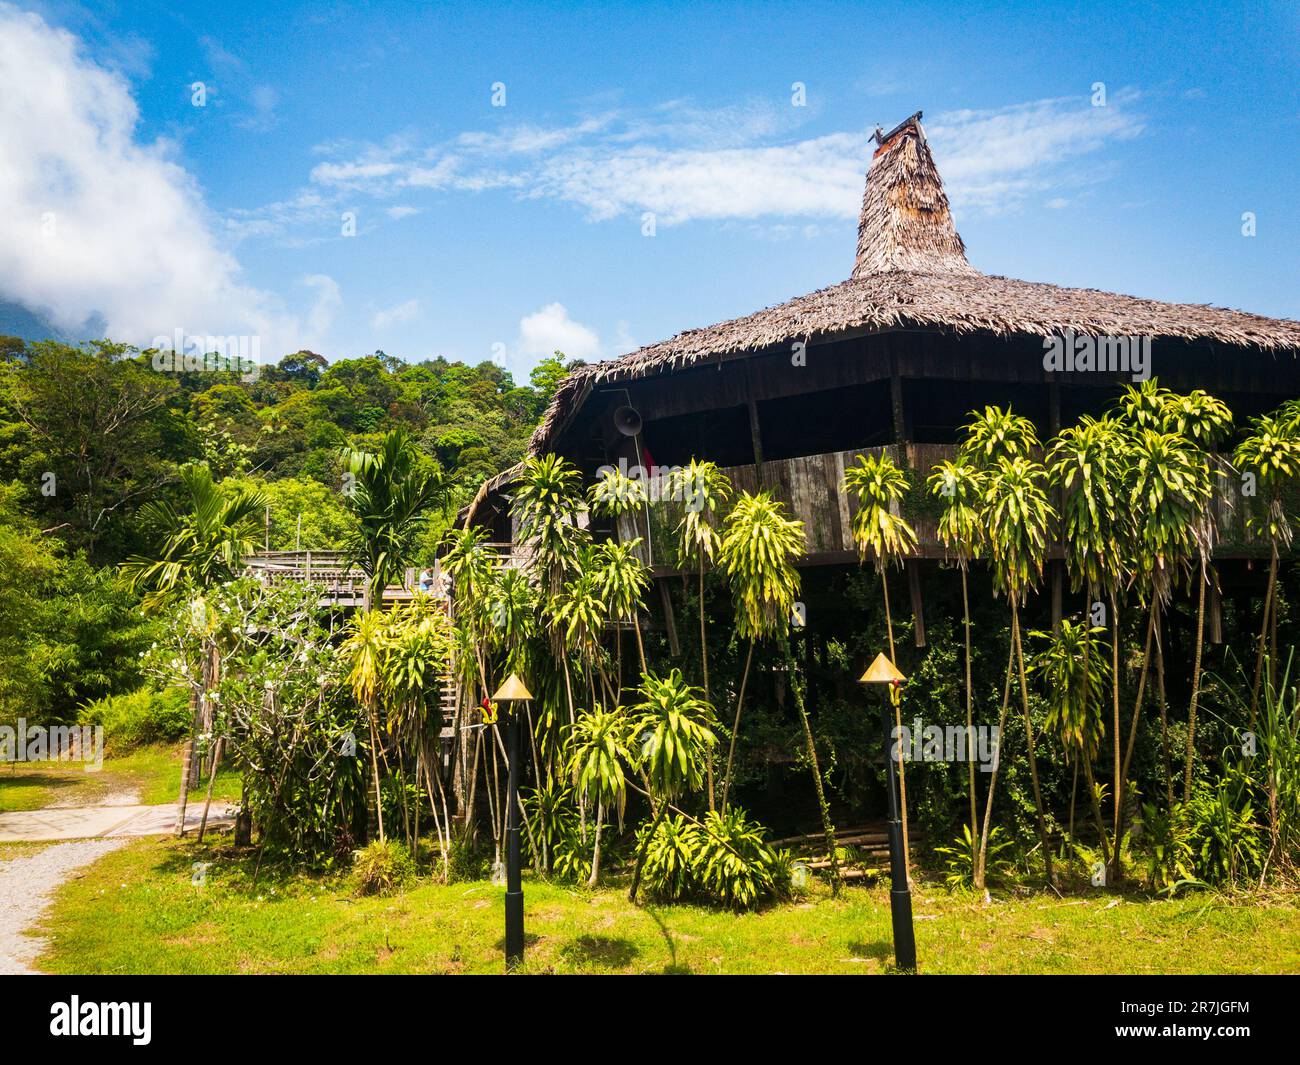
[656,577,680,657]
[908,561,926,648]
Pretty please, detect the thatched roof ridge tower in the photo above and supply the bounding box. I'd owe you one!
[852,111,977,278]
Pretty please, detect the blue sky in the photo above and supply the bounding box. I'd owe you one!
[2,1,1297,380]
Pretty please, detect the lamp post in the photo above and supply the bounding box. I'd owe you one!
[490,672,532,972]
[860,652,917,972]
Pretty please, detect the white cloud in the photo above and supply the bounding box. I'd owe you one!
[274,94,1144,233]
[385,205,420,220]
[371,298,420,331]
[928,94,1144,212]
[0,5,328,355]
[515,303,601,364]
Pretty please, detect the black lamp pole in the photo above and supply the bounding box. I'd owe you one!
[492,672,532,973]
[881,687,917,972]
[504,702,524,971]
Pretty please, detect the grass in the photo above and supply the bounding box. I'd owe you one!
[38,833,1300,975]
[0,743,242,812]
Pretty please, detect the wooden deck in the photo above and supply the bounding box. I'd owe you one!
[243,550,436,607]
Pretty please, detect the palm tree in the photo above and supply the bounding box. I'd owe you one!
[1234,411,1300,728]
[123,463,267,819]
[844,451,918,870]
[340,427,444,609]
[980,454,1057,886]
[666,459,733,808]
[568,706,631,885]
[927,460,986,852]
[1030,620,1110,868]
[627,670,718,902]
[716,491,804,809]
[123,463,268,600]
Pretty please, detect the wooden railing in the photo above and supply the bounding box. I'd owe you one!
[244,550,428,606]
[617,444,1265,573]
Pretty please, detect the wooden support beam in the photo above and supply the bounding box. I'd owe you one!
[747,397,766,484]
[1051,560,1063,631]
[1208,568,1223,644]
[656,577,680,657]
[907,561,926,648]
[889,363,906,444]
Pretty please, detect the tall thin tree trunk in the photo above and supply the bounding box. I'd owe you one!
[975,639,1016,890]
[1067,756,1078,851]
[1251,540,1278,720]
[196,736,224,844]
[700,560,714,811]
[1109,590,1122,882]
[1184,558,1208,801]
[588,800,604,887]
[1013,604,1052,886]
[1155,616,1173,810]
[788,642,839,895]
[880,566,910,873]
[632,614,647,676]
[962,566,977,845]
[1116,598,1157,873]
[368,711,385,844]
[1082,759,1112,868]
[720,639,755,811]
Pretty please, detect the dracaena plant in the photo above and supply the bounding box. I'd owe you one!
[1235,410,1300,724]
[567,705,632,885]
[716,491,804,811]
[626,669,718,902]
[512,453,589,598]
[844,450,917,877]
[666,458,733,808]
[591,537,650,676]
[1122,425,1213,826]
[928,460,987,849]
[957,404,1039,470]
[977,452,1056,887]
[1030,619,1111,868]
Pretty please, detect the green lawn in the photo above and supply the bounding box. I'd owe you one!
[38,834,1300,975]
[0,743,241,811]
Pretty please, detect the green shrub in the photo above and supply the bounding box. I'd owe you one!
[696,807,790,909]
[638,807,788,909]
[79,686,191,749]
[446,837,489,883]
[936,824,1014,889]
[1184,771,1263,886]
[351,840,416,896]
[550,829,593,884]
[637,814,700,900]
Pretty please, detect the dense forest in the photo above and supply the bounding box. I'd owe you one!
[0,336,575,726]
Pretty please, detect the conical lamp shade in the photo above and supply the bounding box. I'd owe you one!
[859,652,906,685]
[491,673,533,701]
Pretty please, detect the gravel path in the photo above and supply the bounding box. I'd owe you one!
[0,838,126,974]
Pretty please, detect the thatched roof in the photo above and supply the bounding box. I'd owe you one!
[530,111,1300,454]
